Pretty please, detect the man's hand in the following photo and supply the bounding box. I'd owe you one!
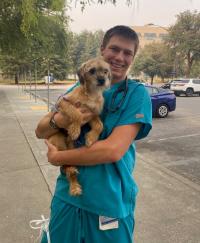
[45,140,61,166]
[79,107,94,125]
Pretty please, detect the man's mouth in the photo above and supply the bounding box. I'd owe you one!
[110,61,125,69]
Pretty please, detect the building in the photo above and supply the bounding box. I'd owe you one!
[132,24,168,48]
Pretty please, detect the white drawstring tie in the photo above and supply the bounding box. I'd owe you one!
[29,215,51,243]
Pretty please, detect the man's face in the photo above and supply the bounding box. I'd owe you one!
[101,35,136,83]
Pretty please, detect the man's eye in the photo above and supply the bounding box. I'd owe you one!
[110,47,120,53]
[124,51,134,57]
[89,68,96,75]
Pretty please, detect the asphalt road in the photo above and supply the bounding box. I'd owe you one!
[30,87,200,186]
[136,96,200,186]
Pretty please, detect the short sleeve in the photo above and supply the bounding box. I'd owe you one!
[50,82,80,112]
[117,84,152,140]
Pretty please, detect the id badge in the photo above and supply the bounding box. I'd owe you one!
[99,216,119,230]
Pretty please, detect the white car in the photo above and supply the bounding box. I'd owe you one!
[170,79,200,96]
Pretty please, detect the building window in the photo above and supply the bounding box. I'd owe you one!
[144,33,157,40]
[159,33,168,40]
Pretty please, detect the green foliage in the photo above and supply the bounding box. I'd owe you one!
[131,43,174,83]
[167,10,200,77]
[70,0,132,11]
[0,0,132,82]
[0,0,70,82]
[190,60,200,77]
[70,30,104,74]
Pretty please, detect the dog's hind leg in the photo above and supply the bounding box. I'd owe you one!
[65,166,82,196]
[85,116,103,147]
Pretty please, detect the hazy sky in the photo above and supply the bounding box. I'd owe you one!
[67,0,200,33]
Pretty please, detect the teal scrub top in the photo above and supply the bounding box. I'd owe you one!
[53,79,152,218]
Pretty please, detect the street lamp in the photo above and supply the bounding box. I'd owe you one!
[146,23,168,31]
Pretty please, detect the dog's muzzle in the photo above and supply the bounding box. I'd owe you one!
[97,78,105,86]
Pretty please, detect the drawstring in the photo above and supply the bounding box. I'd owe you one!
[29,215,51,243]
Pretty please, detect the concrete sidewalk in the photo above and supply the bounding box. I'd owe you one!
[0,85,200,243]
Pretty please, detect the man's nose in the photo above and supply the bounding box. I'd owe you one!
[115,50,124,61]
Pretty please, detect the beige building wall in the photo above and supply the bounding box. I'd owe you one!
[132,24,168,48]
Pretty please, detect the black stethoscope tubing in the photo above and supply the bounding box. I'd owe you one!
[105,76,128,113]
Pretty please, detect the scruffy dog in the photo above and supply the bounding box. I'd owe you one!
[48,57,111,196]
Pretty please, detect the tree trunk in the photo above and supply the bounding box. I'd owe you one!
[186,52,193,78]
[15,74,19,84]
[150,76,154,85]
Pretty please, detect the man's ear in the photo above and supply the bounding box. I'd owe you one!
[100,45,105,56]
[77,63,86,85]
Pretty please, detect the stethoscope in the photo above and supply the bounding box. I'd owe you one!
[105,76,128,113]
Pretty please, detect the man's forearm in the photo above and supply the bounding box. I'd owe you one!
[53,139,117,166]
[35,112,59,139]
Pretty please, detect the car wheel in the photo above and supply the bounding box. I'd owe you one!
[174,91,180,96]
[156,104,169,118]
[186,88,194,96]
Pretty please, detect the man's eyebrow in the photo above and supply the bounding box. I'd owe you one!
[109,45,134,54]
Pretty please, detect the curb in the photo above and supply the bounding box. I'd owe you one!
[136,152,200,192]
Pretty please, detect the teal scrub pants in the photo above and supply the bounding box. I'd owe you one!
[41,196,135,243]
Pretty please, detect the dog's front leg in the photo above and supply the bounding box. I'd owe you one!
[85,116,103,147]
[59,100,82,141]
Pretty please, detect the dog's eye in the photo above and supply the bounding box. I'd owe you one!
[89,68,96,75]
[104,69,108,74]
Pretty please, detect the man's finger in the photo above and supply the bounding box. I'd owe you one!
[45,139,53,148]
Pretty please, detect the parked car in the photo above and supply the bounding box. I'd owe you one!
[170,78,200,96]
[161,80,174,89]
[145,85,176,118]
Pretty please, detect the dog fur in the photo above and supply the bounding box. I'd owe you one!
[48,57,111,196]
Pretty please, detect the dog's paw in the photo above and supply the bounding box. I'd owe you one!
[70,184,82,196]
[68,124,81,140]
[66,166,79,175]
[85,133,98,147]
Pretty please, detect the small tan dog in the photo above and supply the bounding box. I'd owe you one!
[48,57,111,196]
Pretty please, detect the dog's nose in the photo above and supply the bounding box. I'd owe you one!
[97,78,105,86]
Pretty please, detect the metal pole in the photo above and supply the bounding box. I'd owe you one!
[25,71,27,92]
[29,70,32,99]
[22,68,24,92]
[34,60,37,102]
[47,59,50,111]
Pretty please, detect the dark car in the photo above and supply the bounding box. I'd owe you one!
[145,85,176,118]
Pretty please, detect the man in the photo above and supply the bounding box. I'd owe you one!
[36,25,152,243]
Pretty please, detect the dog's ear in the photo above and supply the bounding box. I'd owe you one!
[108,69,112,81]
[77,63,86,85]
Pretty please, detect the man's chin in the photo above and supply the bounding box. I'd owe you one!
[112,73,126,82]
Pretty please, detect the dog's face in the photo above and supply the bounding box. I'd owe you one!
[77,57,111,93]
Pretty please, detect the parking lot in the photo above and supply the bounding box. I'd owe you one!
[136,96,200,186]
[30,86,200,187]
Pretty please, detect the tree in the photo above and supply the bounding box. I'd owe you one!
[131,43,174,84]
[0,0,70,83]
[70,30,104,75]
[190,60,200,77]
[70,0,132,11]
[167,10,200,77]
